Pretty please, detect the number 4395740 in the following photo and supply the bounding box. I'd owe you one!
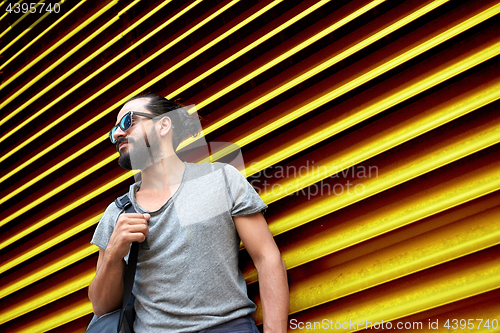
[6,3,61,14]
[444,319,499,330]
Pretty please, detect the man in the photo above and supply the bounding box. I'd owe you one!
[88,93,289,333]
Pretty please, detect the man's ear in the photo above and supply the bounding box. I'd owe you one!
[158,116,173,137]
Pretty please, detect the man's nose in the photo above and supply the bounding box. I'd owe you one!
[113,126,126,142]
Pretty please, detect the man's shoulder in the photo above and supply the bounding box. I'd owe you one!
[186,162,244,175]
[185,163,249,188]
[185,161,226,178]
[91,195,126,249]
[181,162,250,196]
[101,199,123,220]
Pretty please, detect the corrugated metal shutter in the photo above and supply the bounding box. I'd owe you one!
[0,0,498,331]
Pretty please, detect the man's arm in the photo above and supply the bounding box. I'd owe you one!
[234,213,289,333]
[88,213,149,316]
[88,248,126,316]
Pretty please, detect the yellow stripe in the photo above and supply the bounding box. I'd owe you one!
[0,0,176,143]
[167,0,330,98]
[205,1,500,162]
[0,0,44,39]
[178,0,445,151]
[419,301,500,332]
[0,245,98,300]
[0,0,267,177]
[0,0,235,166]
[17,299,93,333]
[3,1,498,330]
[244,37,500,177]
[262,76,500,208]
[0,0,23,23]
[0,115,114,186]
[0,153,117,228]
[203,4,500,165]
[0,270,95,325]
[0,215,101,277]
[0,0,374,162]
[6,86,499,285]
[287,207,500,314]
[0,171,136,251]
[196,1,500,157]
[5,165,498,325]
[192,0,387,110]
[0,137,107,205]
[279,192,500,276]
[0,0,201,169]
[2,9,499,253]
[3,28,499,235]
[243,117,500,282]
[137,0,285,95]
[0,0,281,145]
[0,0,58,55]
[267,79,500,236]
[0,1,86,71]
[270,138,500,240]
[0,0,387,185]
[0,0,130,114]
[291,253,500,332]
[0,0,115,93]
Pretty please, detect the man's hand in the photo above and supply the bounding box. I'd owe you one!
[88,213,149,316]
[105,213,150,260]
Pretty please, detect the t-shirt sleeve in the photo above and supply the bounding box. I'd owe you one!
[91,202,122,250]
[223,164,267,216]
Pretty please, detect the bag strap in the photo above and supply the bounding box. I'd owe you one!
[116,194,150,251]
[115,194,139,333]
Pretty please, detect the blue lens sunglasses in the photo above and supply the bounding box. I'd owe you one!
[109,111,158,144]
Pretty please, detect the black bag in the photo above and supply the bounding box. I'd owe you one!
[86,194,138,333]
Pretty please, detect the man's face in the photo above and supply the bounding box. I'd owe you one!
[113,98,159,170]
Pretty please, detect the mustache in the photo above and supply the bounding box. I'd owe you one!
[115,137,134,151]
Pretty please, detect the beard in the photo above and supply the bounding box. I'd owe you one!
[116,127,160,170]
[118,150,133,170]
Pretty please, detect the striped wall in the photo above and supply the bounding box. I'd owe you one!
[0,0,499,332]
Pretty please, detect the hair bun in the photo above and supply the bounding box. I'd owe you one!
[125,93,201,150]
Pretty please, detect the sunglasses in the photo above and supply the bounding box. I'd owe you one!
[109,111,157,144]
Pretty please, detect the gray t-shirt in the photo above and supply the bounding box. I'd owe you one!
[91,162,267,333]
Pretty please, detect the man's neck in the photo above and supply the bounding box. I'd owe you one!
[139,154,185,191]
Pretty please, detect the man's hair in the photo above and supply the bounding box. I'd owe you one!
[125,93,200,150]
